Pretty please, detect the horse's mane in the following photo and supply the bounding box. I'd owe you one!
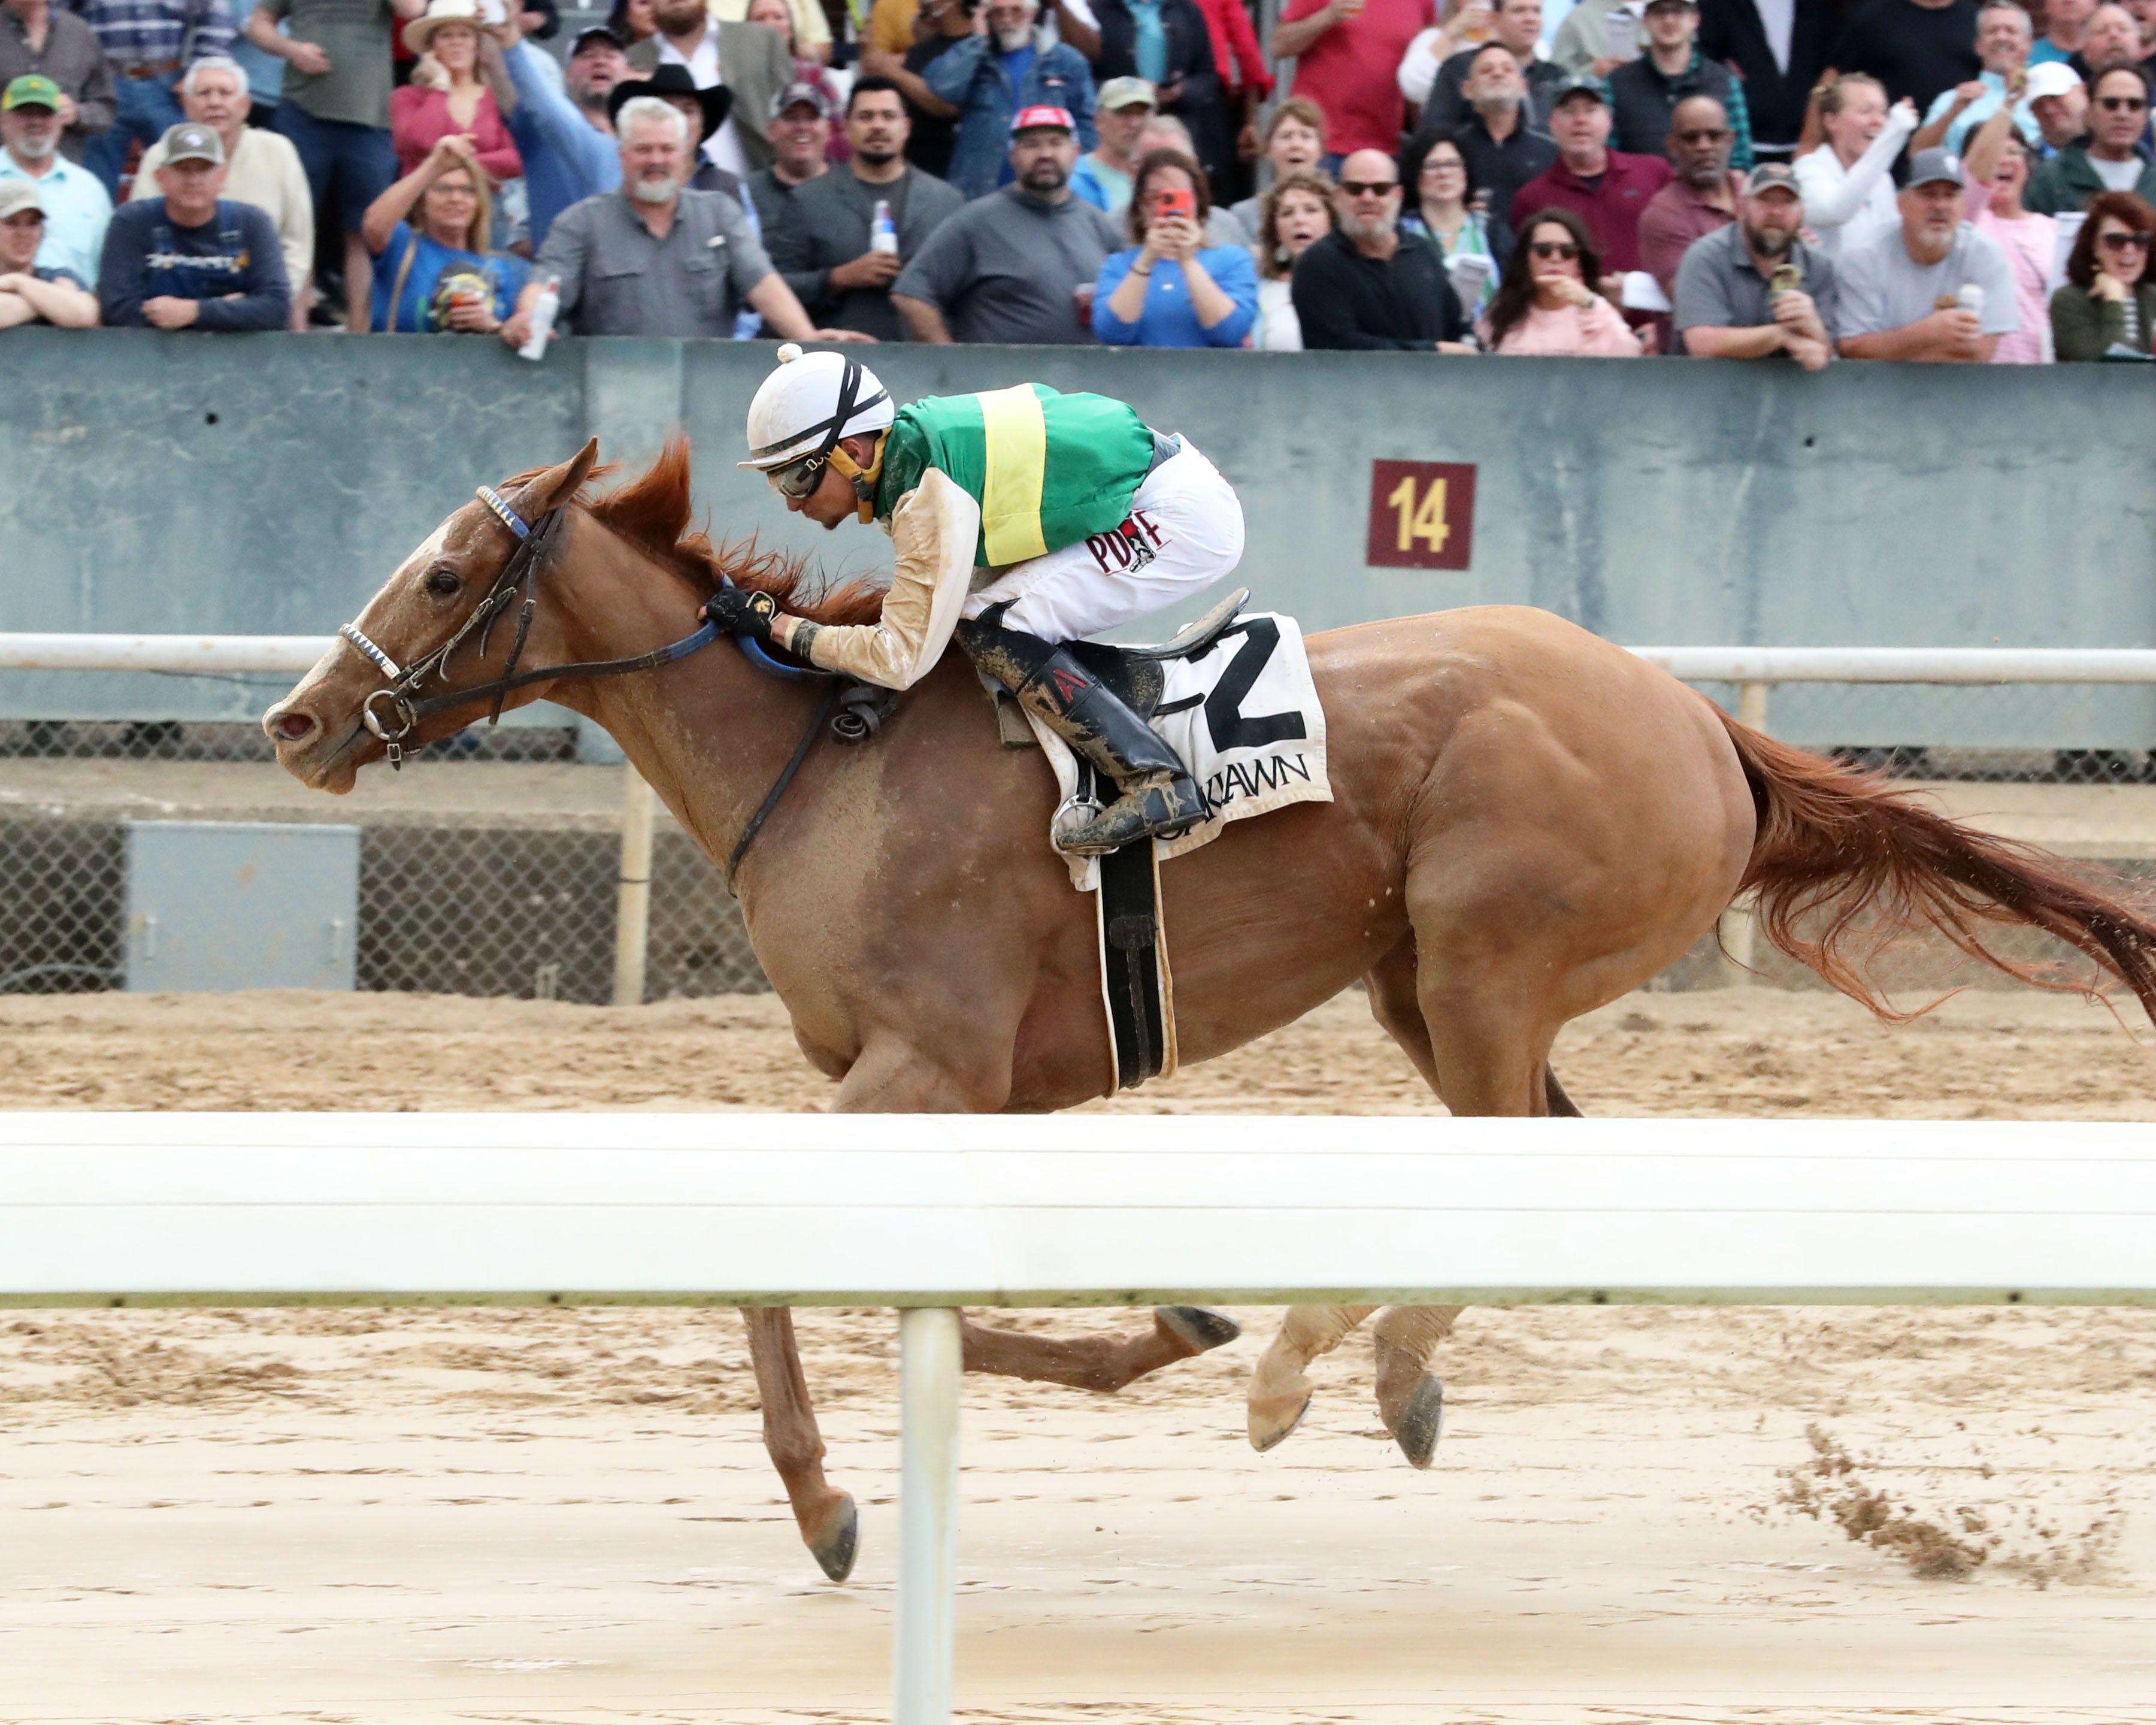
[508,436,887,628]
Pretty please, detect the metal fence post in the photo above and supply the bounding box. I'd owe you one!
[895,1306,962,1725]
[611,764,654,1007]
[1720,681,1772,985]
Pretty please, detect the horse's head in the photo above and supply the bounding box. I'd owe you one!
[265,439,601,792]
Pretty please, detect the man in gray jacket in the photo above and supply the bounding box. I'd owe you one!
[625,0,789,171]
[764,75,962,340]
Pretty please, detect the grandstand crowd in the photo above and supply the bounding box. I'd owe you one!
[3,0,2151,358]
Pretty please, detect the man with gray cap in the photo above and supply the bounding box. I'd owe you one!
[1837,144,2017,360]
[1673,160,1838,368]
[0,176,99,322]
[1071,73,1151,213]
[96,118,289,328]
[746,78,830,229]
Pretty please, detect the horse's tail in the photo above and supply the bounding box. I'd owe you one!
[1714,707,2156,1025]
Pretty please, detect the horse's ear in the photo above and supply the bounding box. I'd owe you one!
[516,438,601,519]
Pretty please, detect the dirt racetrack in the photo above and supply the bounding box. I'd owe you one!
[3,983,2155,1724]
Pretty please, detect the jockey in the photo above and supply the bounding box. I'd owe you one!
[712,344,1247,855]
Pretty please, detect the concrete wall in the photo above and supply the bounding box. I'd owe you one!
[5,328,2152,742]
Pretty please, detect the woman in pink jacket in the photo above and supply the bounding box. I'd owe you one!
[390,0,523,186]
[1483,209,1642,357]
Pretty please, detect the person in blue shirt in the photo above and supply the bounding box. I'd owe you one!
[359,131,528,333]
[1092,146,1254,346]
[923,0,1095,198]
[96,120,287,328]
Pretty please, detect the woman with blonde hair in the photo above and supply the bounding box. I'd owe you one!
[362,134,531,334]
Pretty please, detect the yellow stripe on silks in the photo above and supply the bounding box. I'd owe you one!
[976,385,1050,567]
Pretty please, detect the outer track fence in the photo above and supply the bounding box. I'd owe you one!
[5,636,2156,1001]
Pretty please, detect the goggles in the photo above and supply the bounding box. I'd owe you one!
[767,450,829,499]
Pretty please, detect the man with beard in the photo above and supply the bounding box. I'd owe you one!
[1430,43,1555,237]
[624,0,792,172]
[1637,92,1742,299]
[1837,145,2018,359]
[922,0,1095,199]
[1673,160,1837,367]
[0,73,108,283]
[765,77,962,339]
[1290,144,1471,349]
[501,96,862,341]
[893,106,1119,342]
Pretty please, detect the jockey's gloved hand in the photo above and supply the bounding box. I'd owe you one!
[705,586,779,643]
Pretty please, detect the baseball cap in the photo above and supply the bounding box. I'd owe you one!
[570,23,623,53]
[2,74,62,112]
[1744,161,1800,196]
[1010,104,1075,134]
[1551,74,1608,106]
[1095,76,1157,112]
[0,178,45,221]
[2025,60,2084,101]
[770,79,830,119]
[1906,146,1961,189]
[160,121,225,166]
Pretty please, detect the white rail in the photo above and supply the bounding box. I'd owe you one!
[4,1112,2153,1724]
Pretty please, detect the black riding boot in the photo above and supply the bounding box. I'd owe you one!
[956,616,1208,855]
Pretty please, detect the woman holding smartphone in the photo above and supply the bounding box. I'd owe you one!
[1094,149,1259,347]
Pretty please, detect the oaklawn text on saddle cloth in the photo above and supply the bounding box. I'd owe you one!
[1026,612,1331,891]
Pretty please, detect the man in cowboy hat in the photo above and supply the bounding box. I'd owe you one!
[713,346,1246,856]
[608,62,747,196]
[623,0,791,171]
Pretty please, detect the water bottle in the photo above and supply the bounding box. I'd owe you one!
[871,199,898,256]
[517,273,560,361]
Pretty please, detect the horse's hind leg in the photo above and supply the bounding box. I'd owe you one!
[1246,1303,1379,1450]
[959,1306,1241,1392]
[742,1306,859,1582]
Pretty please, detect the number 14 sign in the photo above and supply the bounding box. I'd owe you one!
[1365,459,1476,571]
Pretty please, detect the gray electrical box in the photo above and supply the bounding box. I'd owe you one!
[125,822,360,992]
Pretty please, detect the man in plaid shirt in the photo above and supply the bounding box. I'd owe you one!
[63,0,233,193]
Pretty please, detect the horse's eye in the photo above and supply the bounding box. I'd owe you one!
[425,570,463,599]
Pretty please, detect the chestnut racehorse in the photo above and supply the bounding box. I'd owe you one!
[266,440,2156,1579]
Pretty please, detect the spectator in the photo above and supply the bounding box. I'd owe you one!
[1485,206,1642,350]
[0,175,96,321]
[1828,0,1982,115]
[1073,72,1150,210]
[2031,0,2093,63]
[1698,0,1838,161]
[361,132,526,330]
[2128,0,2156,63]
[1510,74,1671,273]
[1550,0,1643,77]
[1250,164,1331,346]
[98,119,289,326]
[0,0,112,164]
[1672,159,1837,367]
[1403,0,1563,134]
[2025,60,2088,156]
[1092,144,1254,343]
[1637,92,1741,298]
[1913,0,2036,153]
[71,0,233,196]
[0,72,107,282]
[716,0,831,67]
[496,23,628,250]
[1431,44,1557,231]
[1187,0,1270,179]
[741,0,844,138]
[1221,93,1321,240]
[867,0,973,182]
[923,0,1096,199]
[608,63,747,196]
[1609,0,1754,169]
[132,55,310,326]
[865,0,1098,62]
[391,0,519,183]
[1398,128,1502,316]
[607,0,655,50]
[1793,73,1918,261]
[892,102,1121,340]
[1837,144,2019,358]
[1289,144,1470,347]
[1270,0,1434,167]
[2069,2,2145,76]
[762,76,962,339]
[503,96,846,340]
[1091,0,1230,192]
[249,0,420,333]
[2027,62,2156,210]
[625,0,791,175]
[2051,186,2156,354]
[1963,96,2055,359]
[747,80,830,227]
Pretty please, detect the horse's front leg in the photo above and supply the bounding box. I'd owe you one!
[743,1306,858,1581]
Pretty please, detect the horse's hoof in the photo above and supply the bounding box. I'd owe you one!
[1247,1390,1311,1453]
[1157,1305,1242,1355]
[807,1494,859,1583]
[1392,1375,1445,1470]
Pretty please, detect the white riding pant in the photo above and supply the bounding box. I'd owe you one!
[960,440,1246,642]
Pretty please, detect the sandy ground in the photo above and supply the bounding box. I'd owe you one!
[3,985,2155,1723]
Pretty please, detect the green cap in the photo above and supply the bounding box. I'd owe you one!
[3,74,63,113]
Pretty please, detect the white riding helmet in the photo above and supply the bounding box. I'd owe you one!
[740,343,895,471]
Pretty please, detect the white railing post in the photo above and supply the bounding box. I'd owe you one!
[895,1306,962,1725]
[1720,681,1772,986]
[612,764,654,1007]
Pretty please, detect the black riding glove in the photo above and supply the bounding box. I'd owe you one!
[705,586,779,643]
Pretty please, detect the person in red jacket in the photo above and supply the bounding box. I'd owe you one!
[1509,74,1671,276]
[390,0,522,185]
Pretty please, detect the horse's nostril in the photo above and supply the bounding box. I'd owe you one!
[275,710,319,742]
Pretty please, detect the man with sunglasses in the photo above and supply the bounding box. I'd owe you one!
[0,174,96,321]
[2027,61,2156,210]
[1291,146,1471,348]
[1637,91,1742,298]
[716,345,1245,855]
[1837,143,2018,358]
